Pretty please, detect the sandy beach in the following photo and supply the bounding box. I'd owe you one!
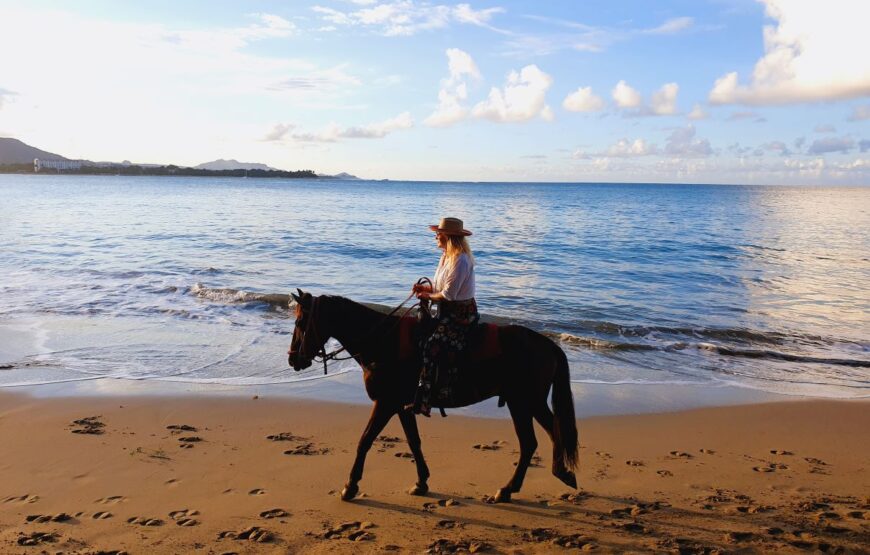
[0,390,867,554]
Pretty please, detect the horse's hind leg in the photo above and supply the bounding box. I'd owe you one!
[495,401,537,503]
[398,409,431,495]
[341,401,395,501]
[533,403,578,489]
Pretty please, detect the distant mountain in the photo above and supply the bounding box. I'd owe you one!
[0,137,68,164]
[194,159,278,171]
[317,171,361,180]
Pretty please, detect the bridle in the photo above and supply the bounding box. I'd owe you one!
[290,279,431,375]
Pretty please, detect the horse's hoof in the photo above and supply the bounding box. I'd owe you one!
[408,482,429,496]
[555,469,578,489]
[493,488,512,503]
[340,483,359,501]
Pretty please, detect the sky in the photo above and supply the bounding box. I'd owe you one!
[0,0,868,184]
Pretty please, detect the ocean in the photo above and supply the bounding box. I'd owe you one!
[1,175,868,400]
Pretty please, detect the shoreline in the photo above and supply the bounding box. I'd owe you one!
[2,375,814,419]
[0,390,867,553]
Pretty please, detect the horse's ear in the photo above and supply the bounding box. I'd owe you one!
[290,292,300,304]
[296,288,304,298]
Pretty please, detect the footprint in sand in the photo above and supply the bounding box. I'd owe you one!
[25,513,73,523]
[626,460,645,467]
[699,448,716,455]
[126,516,164,526]
[669,451,693,459]
[16,531,58,546]
[93,511,113,520]
[377,435,402,443]
[178,436,202,448]
[435,519,459,529]
[71,416,106,435]
[321,521,376,541]
[804,457,827,465]
[283,443,329,456]
[770,450,793,456]
[259,509,289,519]
[249,488,266,496]
[3,494,40,504]
[429,539,492,552]
[95,496,126,505]
[267,432,307,442]
[169,509,200,526]
[166,424,198,433]
[595,451,612,460]
[657,470,674,477]
[523,528,595,549]
[473,440,506,451]
[753,462,788,472]
[218,526,274,543]
[394,451,415,461]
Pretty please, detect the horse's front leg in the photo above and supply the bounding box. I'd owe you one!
[341,400,395,501]
[398,408,430,495]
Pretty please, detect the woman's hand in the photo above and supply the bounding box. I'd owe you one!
[412,283,432,294]
[416,290,431,300]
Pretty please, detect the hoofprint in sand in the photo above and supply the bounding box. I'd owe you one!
[0,393,867,553]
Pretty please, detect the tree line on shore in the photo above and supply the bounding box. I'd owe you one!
[0,163,317,179]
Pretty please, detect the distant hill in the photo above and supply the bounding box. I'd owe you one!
[194,159,278,171]
[317,172,361,180]
[0,137,68,164]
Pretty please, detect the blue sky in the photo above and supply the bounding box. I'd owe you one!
[0,0,867,183]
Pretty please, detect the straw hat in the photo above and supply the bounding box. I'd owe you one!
[429,217,472,236]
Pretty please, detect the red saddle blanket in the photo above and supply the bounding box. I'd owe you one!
[398,317,501,362]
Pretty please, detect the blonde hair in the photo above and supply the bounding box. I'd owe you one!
[444,234,474,265]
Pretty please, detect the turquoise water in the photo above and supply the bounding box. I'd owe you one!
[0,174,868,398]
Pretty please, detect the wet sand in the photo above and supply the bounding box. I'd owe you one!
[0,392,867,553]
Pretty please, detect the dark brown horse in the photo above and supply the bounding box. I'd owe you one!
[287,290,578,503]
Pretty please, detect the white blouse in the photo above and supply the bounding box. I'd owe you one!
[433,252,475,301]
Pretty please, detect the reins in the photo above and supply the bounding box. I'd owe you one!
[303,278,432,375]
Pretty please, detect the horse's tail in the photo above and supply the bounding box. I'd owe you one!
[551,343,579,472]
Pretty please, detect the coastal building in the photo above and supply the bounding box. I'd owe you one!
[33,158,83,172]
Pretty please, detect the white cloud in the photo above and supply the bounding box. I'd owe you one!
[664,125,712,157]
[760,140,791,156]
[504,14,695,58]
[471,65,554,123]
[290,112,414,142]
[709,0,870,105]
[612,81,680,116]
[266,65,362,92]
[311,1,506,36]
[807,136,855,154]
[848,104,870,122]
[814,124,836,133]
[562,86,605,112]
[650,82,679,115]
[263,123,295,142]
[0,7,366,165]
[727,111,765,122]
[424,48,480,127]
[605,138,658,157]
[612,80,641,108]
[687,103,708,120]
[0,88,16,109]
[644,17,694,35]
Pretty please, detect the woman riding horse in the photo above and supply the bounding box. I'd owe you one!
[410,216,478,417]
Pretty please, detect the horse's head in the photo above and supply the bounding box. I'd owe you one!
[287,288,327,371]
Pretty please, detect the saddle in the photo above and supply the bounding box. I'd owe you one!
[398,316,501,363]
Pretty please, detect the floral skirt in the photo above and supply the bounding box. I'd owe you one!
[418,298,479,404]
